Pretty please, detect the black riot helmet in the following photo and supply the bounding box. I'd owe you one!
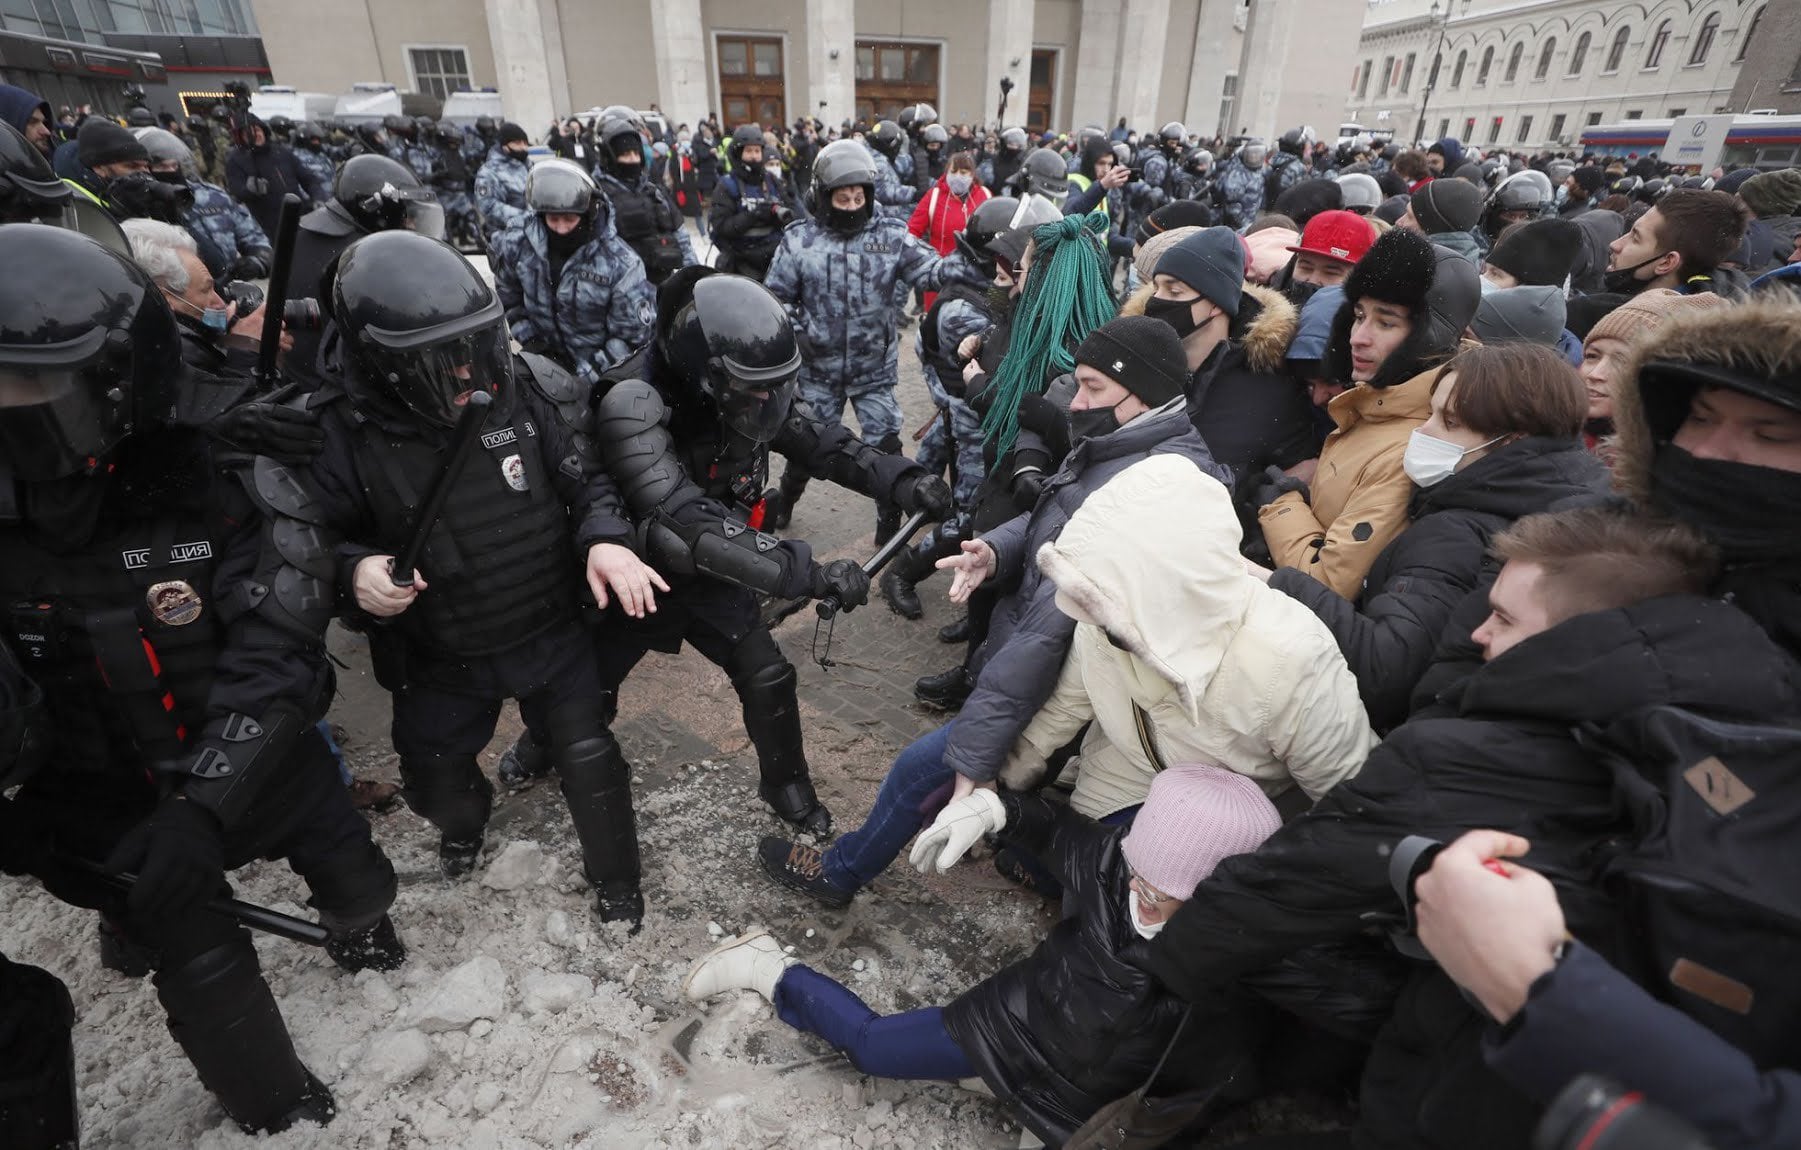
[526,158,595,216]
[921,123,948,151]
[1610,175,1643,198]
[382,113,412,140]
[266,114,294,139]
[474,115,497,138]
[728,123,765,169]
[413,116,436,138]
[1483,168,1554,238]
[999,126,1027,154]
[333,154,445,237]
[0,224,182,481]
[1019,147,1069,202]
[954,194,1020,275]
[1159,121,1187,153]
[656,267,801,444]
[911,103,937,130]
[810,139,876,231]
[1639,177,1669,204]
[296,120,325,150]
[333,230,511,430]
[0,119,75,225]
[126,105,157,128]
[896,105,917,136]
[598,112,646,174]
[867,120,904,160]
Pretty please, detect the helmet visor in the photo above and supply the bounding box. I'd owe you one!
[716,350,799,443]
[361,316,510,429]
[357,183,445,239]
[0,329,129,480]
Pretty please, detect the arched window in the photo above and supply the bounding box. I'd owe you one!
[1536,37,1557,79]
[1605,25,1631,72]
[1477,45,1495,85]
[1568,31,1591,74]
[1646,20,1671,68]
[1505,42,1524,82]
[1689,12,1721,65]
[1739,6,1764,62]
[1451,49,1467,88]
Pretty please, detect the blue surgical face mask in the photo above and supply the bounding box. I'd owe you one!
[200,305,229,331]
[946,172,974,196]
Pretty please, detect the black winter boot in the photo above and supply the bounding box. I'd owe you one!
[155,938,337,1134]
[496,734,552,789]
[937,614,972,644]
[326,914,407,974]
[737,661,832,835]
[396,753,492,877]
[878,537,938,619]
[551,714,644,932]
[914,665,974,710]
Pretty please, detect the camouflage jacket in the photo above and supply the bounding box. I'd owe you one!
[292,146,335,203]
[1216,156,1267,230]
[182,179,270,279]
[474,150,530,241]
[867,148,917,219]
[490,206,656,385]
[764,213,948,390]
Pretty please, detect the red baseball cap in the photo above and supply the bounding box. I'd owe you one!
[1287,210,1376,266]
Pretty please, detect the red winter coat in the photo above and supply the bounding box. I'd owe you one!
[908,174,990,308]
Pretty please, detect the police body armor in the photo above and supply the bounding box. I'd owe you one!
[592,346,767,515]
[607,178,685,285]
[3,500,226,776]
[918,281,990,385]
[350,390,576,661]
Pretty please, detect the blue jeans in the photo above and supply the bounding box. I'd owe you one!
[823,722,956,891]
[774,964,974,1080]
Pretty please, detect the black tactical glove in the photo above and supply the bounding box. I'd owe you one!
[206,400,325,464]
[243,176,270,196]
[104,797,225,922]
[1249,464,1309,511]
[1010,469,1047,509]
[0,797,50,877]
[896,473,953,521]
[229,250,271,281]
[810,558,871,612]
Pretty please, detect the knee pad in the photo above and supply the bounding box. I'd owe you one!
[723,628,791,688]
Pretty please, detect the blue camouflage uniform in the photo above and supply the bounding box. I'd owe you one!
[1265,150,1309,203]
[473,148,530,242]
[867,148,917,220]
[1216,156,1267,231]
[490,202,657,386]
[894,146,914,185]
[399,140,439,186]
[183,179,270,280]
[764,212,948,446]
[912,254,993,507]
[461,130,490,172]
[292,146,335,204]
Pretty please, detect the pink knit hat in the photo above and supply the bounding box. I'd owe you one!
[1121,765,1282,901]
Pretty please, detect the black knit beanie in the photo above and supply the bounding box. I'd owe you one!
[1074,316,1191,406]
[1486,218,1583,286]
[498,121,529,146]
[78,118,149,169]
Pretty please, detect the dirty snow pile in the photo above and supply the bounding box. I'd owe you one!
[1,758,1053,1149]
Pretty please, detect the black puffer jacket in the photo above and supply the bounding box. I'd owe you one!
[1272,437,1610,731]
[943,794,1257,1148]
[1139,595,1801,1149]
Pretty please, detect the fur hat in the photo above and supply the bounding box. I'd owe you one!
[1329,230,1479,387]
[1121,765,1282,902]
[1410,177,1483,234]
[1340,226,1436,311]
[1571,166,1608,197]
[1272,178,1342,230]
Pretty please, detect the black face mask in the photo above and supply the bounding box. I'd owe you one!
[824,204,869,235]
[1069,400,1125,442]
[1651,443,1801,565]
[1603,252,1668,296]
[984,285,1016,318]
[152,169,187,187]
[1284,279,1323,309]
[1143,294,1201,340]
[545,214,594,258]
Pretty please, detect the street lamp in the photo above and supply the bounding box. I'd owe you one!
[1413,1,1449,147]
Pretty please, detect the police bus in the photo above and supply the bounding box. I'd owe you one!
[1580,114,1801,173]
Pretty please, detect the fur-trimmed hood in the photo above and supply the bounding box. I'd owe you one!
[1612,295,1801,507]
[1119,281,1296,374]
[1034,455,1253,719]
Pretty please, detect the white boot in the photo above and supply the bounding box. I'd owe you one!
[682,927,795,1005]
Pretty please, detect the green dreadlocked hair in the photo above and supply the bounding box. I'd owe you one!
[979,212,1117,460]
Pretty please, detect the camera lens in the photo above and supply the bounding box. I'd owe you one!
[282,298,322,331]
[1535,1076,1712,1150]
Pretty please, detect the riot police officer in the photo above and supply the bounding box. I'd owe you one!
[0,223,403,1134]
[909,123,949,194]
[763,139,953,541]
[863,120,917,219]
[1482,168,1555,244]
[492,159,656,385]
[979,126,1028,195]
[290,120,336,203]
[136,126,272,283]
[309,231,662,923]
[708,124,796,281]
[496,268,951,836]
[474,120,531,242]
[282,153,444,392]
[594,110,695,285]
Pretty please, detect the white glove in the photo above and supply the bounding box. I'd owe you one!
[908,787,1006,875]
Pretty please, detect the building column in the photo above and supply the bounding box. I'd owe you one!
[1186,0,1241,137]
[984,0,1034,129]
[650,0,709,126]
[484,0,557,139]
[1071,0,1123,130]
[1234,0,1298,142]
[1116,0,1170,131]
[536,0,572,120]
[807,0,856,127]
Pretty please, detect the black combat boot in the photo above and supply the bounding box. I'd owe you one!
[914,665,974,710]
[496,734,552,790]
[878,538,938,619]
[760,466,810,531]
[737,661,832,835]
[551,711,644,933]
[396,753,493,878]
[937,614,972,644]
[156,938,337,1134]
[325,914,407,974]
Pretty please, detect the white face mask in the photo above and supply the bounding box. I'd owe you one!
[1129,894,1166,940]
[946,172,974,196]
[1403,428,1505,488]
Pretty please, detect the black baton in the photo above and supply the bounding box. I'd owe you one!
[392,389,494,587]
[67,857,331,947]
[254,193,303,392]
[817,508,933,620]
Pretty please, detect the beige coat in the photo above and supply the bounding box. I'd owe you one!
[1257,363,1439,598]
[1003,455,1379,819]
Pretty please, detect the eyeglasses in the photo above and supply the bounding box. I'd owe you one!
[1127,865,1172,906]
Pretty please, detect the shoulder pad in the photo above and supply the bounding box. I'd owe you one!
[517,351,588,406]
[246,456,331,526]
[299,205,356,237]
[595,377,669,430]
